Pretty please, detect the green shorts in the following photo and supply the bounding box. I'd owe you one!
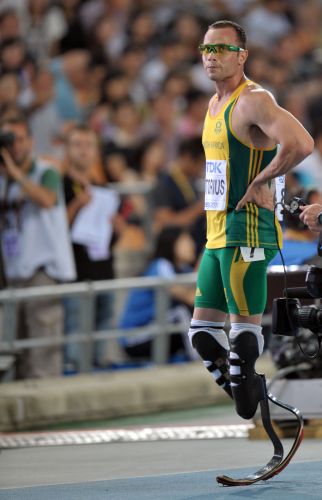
[195,247,277,316]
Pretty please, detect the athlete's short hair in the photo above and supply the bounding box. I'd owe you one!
[208,20,247,49]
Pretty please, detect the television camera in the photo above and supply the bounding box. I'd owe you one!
[271,195,322,372]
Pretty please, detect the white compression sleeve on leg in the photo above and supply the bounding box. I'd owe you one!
[229,323,264,356]
[189,319,228,349]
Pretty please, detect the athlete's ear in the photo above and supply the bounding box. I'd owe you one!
[238,49,248,66]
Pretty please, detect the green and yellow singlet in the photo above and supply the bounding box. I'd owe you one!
[202,79,282,250]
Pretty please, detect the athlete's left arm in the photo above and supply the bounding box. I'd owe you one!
[236,90,314,210]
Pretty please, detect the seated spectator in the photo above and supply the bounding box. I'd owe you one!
[153,137,206,258]
[118,227,196,362]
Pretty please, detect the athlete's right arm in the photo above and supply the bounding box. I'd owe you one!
[243,89,314,184]
[236,90,314,210]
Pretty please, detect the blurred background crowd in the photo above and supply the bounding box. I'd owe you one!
[2,0,322,379]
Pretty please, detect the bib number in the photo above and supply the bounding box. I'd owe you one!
[204,160,227,211]
[274,175,285,221]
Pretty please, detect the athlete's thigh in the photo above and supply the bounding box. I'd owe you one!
[194,248,228,312]
[220,247,277,316]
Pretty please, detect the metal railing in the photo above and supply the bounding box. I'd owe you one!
[0,273,198,378]
[0,265,308,380]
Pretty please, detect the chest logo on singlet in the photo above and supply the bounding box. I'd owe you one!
[214,120,223,135]
[205,159,227,211]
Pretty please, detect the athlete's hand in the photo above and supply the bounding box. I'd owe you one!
[236,182,274,211]
[299,203,322,232]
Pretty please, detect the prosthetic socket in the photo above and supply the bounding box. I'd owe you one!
[229,331,265,420]
[189,327,232,398]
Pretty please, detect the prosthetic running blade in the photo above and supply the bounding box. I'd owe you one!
[216,375,304,486]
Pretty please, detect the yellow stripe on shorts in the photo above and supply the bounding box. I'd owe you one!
[229,248,251,316]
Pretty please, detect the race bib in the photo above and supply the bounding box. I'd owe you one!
[240,247,265,262]
[204,160,227,211]
[274,175,285,221]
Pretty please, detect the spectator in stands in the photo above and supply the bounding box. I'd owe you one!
[139,138,167,184]
[141,35,189,98]
[0,73,21,116]
[118,226,196,362]
[176,89,209,139]
[153,137,206,258]
[141,93,180,167]
[0,8,21,44]
[0,116,76,379]
[55,0,87,55]
[103,97,144,170]
[18,0,67,62]
[21,68,64,159]
[50,49,92,122]
[63,124,120,370]
[0,38,32,85]
[117,44,148,105]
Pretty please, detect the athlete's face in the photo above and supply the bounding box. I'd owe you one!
[201,27,248,82]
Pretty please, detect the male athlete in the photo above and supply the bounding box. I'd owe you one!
[189,20,314,419]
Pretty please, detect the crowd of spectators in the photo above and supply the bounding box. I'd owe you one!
[1,0,322,377]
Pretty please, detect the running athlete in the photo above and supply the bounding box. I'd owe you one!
[189,20,314,420]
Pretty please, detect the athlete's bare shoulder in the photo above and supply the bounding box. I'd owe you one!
[236,81,278,125]
[240,81,276,108]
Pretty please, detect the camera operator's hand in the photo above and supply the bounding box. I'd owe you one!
[299,203,322,232]
[0,147,25,183]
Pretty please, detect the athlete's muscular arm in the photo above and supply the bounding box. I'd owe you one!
[236,90,314,210]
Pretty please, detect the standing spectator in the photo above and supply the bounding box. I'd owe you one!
[0,116,76,379]
[153,137,206,258]
[63,124,120,370]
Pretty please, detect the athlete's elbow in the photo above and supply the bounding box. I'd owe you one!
[296,134,314,161]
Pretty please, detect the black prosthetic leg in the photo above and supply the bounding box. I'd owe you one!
[191,330,232,397]
[229,331,265,419]
[216,331,304,486]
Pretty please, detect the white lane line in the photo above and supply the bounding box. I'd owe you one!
[0,424,253,448]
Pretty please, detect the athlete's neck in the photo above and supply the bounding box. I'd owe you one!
[214,74,247,100]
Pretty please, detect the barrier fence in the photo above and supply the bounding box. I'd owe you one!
[0,273,197,379]
[0,266,307,381]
